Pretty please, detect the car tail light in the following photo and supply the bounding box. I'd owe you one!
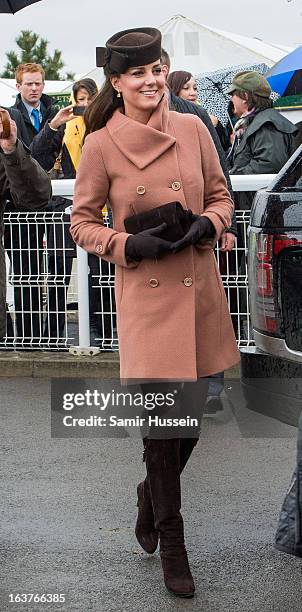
[256,234,273,263]
[249,233,278,334]
[274,235,302,255]
[249,232,302,336]
[257,263,273,297]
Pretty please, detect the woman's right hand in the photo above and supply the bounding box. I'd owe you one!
[125,223,173,261]
[49,105,75,130]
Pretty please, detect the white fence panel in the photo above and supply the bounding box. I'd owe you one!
[0,176,275,351]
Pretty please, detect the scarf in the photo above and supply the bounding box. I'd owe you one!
[227,107,256,164]
[233,107,256,141]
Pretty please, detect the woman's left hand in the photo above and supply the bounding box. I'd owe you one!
[171,214,215,253]
[49,105,75,130]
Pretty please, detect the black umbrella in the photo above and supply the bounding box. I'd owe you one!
[196,62,270,124]
[0,0,41,13]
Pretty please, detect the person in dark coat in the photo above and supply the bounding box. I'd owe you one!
[0,108,50,342]
[293,120,302,151]
[167,68,228,150]
[227,70,298,211]
[30,78,98,179]
[211,101,237,154]
[227,71,298,341]
[12,63,58,146]
[5,106,29,145]
[31,78,113,345]
[5,63,58,344]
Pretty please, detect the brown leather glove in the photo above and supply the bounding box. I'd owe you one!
[125,222,174,261]
[171,214,215,253]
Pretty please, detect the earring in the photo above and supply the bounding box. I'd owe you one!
[117,90,121,98]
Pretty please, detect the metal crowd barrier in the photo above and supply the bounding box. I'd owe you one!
[0,175,276,352]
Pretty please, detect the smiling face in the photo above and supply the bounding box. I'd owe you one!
[179,77,198,103]
[111,60,166,123]
[16,71,44,107]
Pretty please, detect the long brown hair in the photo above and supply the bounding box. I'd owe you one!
[167,71,193,97]
[84,65,124,135]
[73,78,98,102]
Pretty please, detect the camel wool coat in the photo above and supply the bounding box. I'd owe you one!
[70,96,239,381]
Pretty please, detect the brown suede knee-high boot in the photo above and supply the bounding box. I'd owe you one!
[135,379,205,556]
[145,438,195,598]
[135,437,198,554]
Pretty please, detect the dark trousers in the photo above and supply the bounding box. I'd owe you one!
[4,223,44,341]
[43,255,73,339]
[88,255,116,344]
[44,254,116,343]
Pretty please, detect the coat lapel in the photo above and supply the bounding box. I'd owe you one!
[106,96,176,169]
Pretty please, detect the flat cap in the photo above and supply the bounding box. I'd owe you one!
[227,71,271,98]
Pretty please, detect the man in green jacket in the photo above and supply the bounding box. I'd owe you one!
[227,71,298,341]
[227,70,298,210]
[0,109,51,340]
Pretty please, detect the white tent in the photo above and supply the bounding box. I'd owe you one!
[67,15,294,91]
[160,15,294,74]
[0,79,18,106]
[69,68,104,89]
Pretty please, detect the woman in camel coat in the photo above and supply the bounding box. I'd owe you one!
[70,27,239,599]
[70,82,238,385]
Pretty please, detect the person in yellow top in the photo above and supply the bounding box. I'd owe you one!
[31,78,97,179]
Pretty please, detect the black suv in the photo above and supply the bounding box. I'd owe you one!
[241,145,302,427]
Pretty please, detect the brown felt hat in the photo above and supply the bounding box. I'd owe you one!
[96,27,162,73]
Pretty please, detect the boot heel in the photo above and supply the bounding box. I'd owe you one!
[161,550,195,598]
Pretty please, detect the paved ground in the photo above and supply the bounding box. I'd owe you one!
[1,378,302,612]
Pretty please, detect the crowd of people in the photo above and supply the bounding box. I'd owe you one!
[1,53,299,350]
[1,66,114,346]
[0,40,300,389]
[0,39,299,367]
[0,25,301,598]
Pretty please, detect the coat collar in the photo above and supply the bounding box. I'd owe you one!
[106,94,176,169]
[240,108,298,142]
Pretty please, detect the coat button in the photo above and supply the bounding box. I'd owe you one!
[171,181,181,191]
[137,185,146,195]
[149,278,159,288]
[183,277,193,287]
[96,244,103,254]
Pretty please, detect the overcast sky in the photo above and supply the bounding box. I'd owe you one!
[0,0,301,76]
